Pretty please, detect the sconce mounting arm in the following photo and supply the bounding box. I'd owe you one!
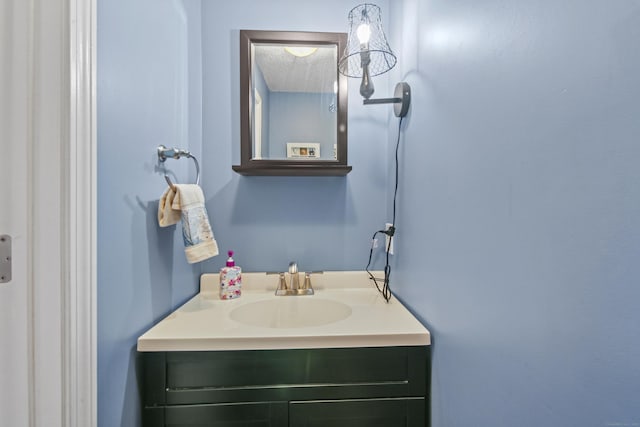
[362,82,411,117]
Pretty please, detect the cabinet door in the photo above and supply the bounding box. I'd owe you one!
[164,402,287,427]
[289,398,425,427]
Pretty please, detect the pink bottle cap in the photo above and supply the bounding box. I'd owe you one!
[226,250,235,267]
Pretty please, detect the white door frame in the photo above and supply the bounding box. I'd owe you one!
[254,89,263,159]
[65,0,96,425]
[27,0,97,425]
[10,0,96,424]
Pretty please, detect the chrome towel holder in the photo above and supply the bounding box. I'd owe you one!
[157,145,200,189]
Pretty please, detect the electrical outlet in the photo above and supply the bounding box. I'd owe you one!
[373,238,379,248]
[385,223,394,255]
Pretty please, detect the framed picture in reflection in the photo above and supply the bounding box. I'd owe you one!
[287,143,320,159]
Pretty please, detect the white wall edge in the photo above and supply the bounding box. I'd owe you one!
[65,0,97,425]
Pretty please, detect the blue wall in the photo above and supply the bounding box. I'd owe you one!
[98,1,205,425]
[97,1,390,426]
[388,0,640,426]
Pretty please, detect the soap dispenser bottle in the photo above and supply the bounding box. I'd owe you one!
[219,250,242,300]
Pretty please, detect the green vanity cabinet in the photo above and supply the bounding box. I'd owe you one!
[289,398,425,426]
[142,346,430,427]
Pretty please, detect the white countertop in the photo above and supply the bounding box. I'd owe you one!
[137,271,430,352]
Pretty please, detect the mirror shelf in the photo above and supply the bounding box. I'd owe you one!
[234,30,350,176]
[232,163,352,176]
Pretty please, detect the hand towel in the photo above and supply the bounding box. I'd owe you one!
[158,184,219,263]
[158,186,181,227]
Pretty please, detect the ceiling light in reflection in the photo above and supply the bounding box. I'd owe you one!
[284,46,318,57]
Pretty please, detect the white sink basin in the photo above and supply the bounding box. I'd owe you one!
[230,298,352,328]
[137,271,431,351]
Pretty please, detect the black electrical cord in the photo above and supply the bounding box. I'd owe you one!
[366,115,404,302]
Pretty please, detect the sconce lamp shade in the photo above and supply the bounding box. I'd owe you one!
[338,3,397,79]
[338,3,410,117]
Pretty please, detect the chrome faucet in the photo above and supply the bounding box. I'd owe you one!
[271,261,320,296]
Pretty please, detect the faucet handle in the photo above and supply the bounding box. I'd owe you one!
[278,272,288,291]
[267,271,288,292]
[302,271,323,291]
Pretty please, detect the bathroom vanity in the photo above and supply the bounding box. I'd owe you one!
[138,272,431,426]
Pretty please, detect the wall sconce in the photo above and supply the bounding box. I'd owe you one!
[338,3,410,117]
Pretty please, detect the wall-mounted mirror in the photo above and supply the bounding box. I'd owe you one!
[233,30,351,176]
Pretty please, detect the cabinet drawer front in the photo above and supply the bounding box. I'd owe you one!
[165,347,416,389]
[289,398,425,427]
[165,402,287,427]
[143,346,429,406]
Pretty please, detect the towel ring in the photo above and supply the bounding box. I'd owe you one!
[157,145,200,189]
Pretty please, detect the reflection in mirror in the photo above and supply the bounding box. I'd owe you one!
[251,43,337,160]
[234,30,351,176]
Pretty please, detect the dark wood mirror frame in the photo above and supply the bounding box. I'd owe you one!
[233,30,351,176]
